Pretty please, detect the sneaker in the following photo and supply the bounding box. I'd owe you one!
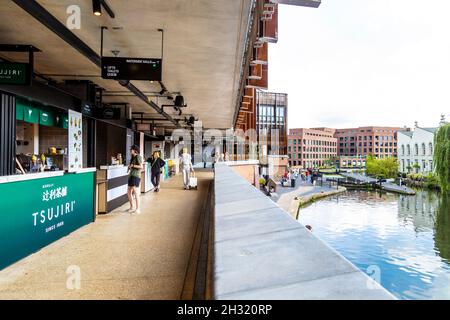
[134,209,141,215]
[126,208,135,213]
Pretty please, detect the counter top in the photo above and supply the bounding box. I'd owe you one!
[71,167,97,174]
[0,171,64,184]
[99,165,126,170]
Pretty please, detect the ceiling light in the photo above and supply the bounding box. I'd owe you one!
[93,0,102,16]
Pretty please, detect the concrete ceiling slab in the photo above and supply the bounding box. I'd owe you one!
[0,0,252,129]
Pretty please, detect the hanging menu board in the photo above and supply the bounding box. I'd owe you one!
[68,110,83,172]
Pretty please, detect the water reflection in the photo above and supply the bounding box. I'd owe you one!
[298,190,450,300]
[435,194,450,262]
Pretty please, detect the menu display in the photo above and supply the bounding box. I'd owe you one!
[68,110,83,172]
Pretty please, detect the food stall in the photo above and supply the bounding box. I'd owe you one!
[95,122,132,213]
[0,92,96,270]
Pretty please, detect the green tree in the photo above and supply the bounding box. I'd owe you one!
[434,124,450,192]
[366,155,398,179]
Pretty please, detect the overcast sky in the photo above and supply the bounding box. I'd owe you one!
[269,0,450,129]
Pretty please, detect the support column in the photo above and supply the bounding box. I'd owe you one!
[0,92,16,176]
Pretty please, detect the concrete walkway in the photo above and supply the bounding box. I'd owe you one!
[213,164,395,300]
[0,170,213,299]
[273,179,338,215]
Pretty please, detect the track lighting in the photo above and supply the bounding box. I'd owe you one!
[92,0,102,16]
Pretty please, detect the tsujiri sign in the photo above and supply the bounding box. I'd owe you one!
[0,62,31,85]
[0,172,95,270]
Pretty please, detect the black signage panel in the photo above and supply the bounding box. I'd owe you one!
[96,107,121,120]
[0,62,31,85]
[101,57,162,81]
[81,104,95,117]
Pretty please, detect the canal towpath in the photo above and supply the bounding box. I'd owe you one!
[271,177,346,218]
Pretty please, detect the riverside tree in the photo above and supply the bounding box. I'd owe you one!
[434,124,450,192]
[366,155,398,179]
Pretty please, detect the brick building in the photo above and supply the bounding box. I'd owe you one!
[288,128,337,168]
[334,126,403,158]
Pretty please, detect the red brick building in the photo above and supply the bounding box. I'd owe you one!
[288,128,337,168]
[334,126,403,158]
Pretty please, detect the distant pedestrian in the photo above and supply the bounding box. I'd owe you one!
[180,147,194,190]
[147,151,165,193]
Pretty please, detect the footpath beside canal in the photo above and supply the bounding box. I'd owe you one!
[273,179,346,219]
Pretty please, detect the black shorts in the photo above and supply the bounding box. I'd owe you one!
[128,176,141,187]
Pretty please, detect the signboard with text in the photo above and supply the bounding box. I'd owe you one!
[0,62,31,85]
[0,172,95,270]
[101,57,162,81]
[68,110,83,172]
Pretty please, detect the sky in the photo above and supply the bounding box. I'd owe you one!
[269,0,450,129]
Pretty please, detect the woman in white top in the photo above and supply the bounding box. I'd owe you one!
[179,147,194,190]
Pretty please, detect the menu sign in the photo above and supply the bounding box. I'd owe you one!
[68,110,83,172]
[101,57,162,81]
[0,62,31,85]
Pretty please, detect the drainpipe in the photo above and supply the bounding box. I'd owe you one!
[12,0,181,128]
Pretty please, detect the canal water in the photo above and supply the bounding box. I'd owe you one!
[298,189,450,300]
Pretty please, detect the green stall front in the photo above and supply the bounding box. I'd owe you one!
[0,91,96,270]
[0,170,96,270]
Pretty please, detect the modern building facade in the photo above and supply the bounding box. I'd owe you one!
[288,128,337,168]
[256,90,288,157]
[334,126,403,158]
[233,0,320,136]
[397,127,437,174]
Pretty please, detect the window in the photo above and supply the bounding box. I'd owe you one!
[407,144,411,156]
[414,144,419,155]
[421,143,426,156]
[429,143,433,156]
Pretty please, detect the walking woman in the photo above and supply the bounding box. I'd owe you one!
[148,151,165,192]
[179,147,194,190]
[127,145,143,214]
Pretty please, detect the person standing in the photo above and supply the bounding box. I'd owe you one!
[179,147,194,190]
[127,145,143,214]
[148,151,165,193]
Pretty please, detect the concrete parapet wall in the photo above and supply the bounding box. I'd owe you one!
[212,163,395,300]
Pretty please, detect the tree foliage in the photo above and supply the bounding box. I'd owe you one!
[434,124,450,192]
[365,155,398,179]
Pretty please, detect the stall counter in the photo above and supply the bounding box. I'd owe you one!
[97,165,129,214]
[0,169,96,270]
